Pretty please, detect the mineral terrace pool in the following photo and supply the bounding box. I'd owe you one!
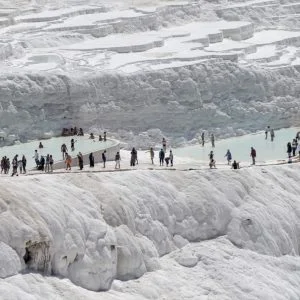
[0,135,116,170]
[175,127,300,164]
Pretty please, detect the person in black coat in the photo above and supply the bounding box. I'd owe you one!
[102,150,106,168]
[89,152,94,167]
[77,152,83,170]
[159,149,165,166]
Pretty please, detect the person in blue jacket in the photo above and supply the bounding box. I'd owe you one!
[224,149,232,165]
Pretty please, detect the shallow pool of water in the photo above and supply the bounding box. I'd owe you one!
[0,136,115,169]
[175,128,299,163]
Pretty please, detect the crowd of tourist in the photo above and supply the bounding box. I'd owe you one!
[2,127,300,176]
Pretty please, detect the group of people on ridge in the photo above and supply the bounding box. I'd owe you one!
[200,132,215,147]
[89,132,107,142]
[62,127,84,136]
[1,155,27,176]
[286,132,300,162]
[33,149,54,172]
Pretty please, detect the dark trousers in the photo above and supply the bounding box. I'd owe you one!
[159,158,164,165]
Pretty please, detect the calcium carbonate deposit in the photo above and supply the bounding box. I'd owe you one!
[0,0,300,299]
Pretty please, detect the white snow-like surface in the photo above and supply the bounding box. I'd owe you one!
[2,162,300,298]
[0,0,299,298]
[0,0,298,141]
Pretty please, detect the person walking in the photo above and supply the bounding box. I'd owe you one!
[49,155,54,172]
[89,152,94,167]
[33,150,39,167]
[169,150,174,167]
[201,132,205,146]
[292,139,297,156]
[250,147,256,165]
[65,153,72,170]
[11,155,18,176]
[224,149,232,165]
[150,147,154,164]
[159,149,165,166]
[22,155,27,174]
[115,151,121,169]
[211,134,215,148]
[270,128,275,142]
[287,142,292,158]
[45,154,50,172]
[77,152,83,170]
[102,150,106,168]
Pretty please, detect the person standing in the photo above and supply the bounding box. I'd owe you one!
[224,149,232,165]
[201,132,205,146]
[22,155,27,174]
[162,138,167,152]
[18,158,23,174]
[159,149,165,166]
[265,126,270,139]
[150,147,154,164]
[115,152,121,169]
[270,128,275,142]
[211,134,215,148]
[33,150,39,167]
[296,143,300,160]
[6,158,10,174]
[130,148,137,166]
[209,150,214,162]
[39,156,45,171]
[104,132,107,142]
[11,155,18,176]
[292,139,297,156]
[45,154,50,172]
[77,152,83,170]
[287,142,292,158]
[49,155,54,172]
[102,150,106,168]
[250,147,256,165]
[169,150,174,167]
[61,143,68,160]
[89,152,94,167]
[65,153,72,170]
[71,139,75,151]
